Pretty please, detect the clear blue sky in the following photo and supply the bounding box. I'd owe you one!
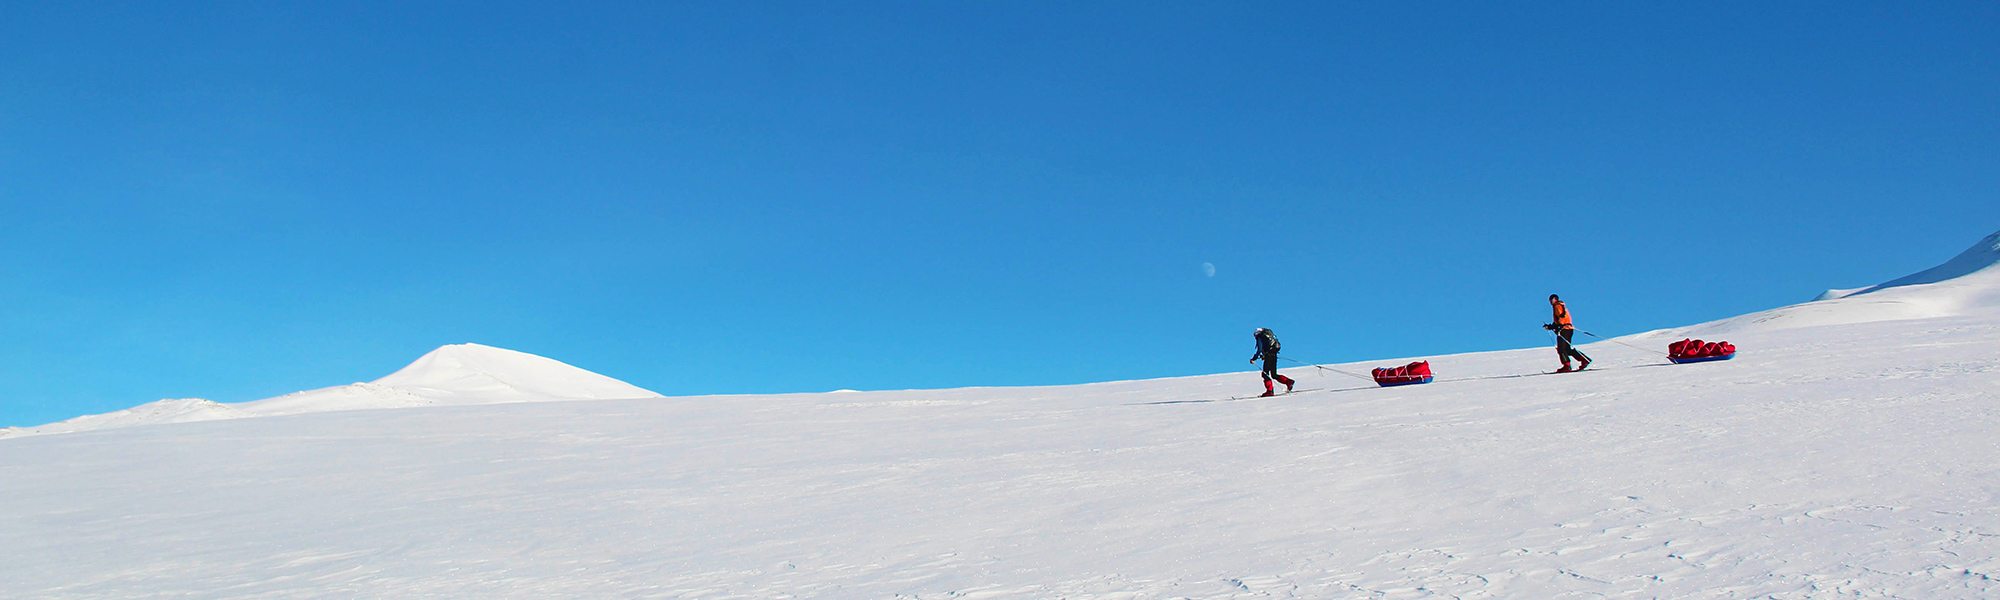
[3,2,1996,427]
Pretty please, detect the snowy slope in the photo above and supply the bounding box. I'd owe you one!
[0,398,254,437]
[241,343,661,416]
[372,342,664,402]
[2,232,1999,598]
[1846,230,2000,297]
[0,343,659,438]
[1657,230,2000,337]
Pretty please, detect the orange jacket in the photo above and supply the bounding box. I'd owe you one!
[1551,300,1575,330]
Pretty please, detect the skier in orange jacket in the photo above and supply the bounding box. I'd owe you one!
[1543,294,1592,372]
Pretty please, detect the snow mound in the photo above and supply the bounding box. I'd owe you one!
[4,343,660,438]
[0,399,249,438]
[249,343,662,416]
[373,343,659,402]
[1669,229,2000,335]
[1812,286,1867,301]
[236,382,441,417]
[243,344,660,415]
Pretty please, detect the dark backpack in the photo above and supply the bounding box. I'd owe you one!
[1261,330,1281,355]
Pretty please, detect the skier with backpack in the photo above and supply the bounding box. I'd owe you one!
[1250,327,1296,397]
[1543,294,1592,373]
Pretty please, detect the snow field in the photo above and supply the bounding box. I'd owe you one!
[3,314,1998,598]
[6,230,2000,597]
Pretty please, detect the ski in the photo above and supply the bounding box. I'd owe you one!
[1247,387,1324,399]
[1139,387,1326,405]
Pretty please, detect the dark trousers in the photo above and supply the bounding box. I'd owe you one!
[1556,329,1591,364]
[1261,355,1294,384]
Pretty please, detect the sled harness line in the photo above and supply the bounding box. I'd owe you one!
[1278,357,1380,382]
[1275,333,1677,387]
[1576,330,1672,357]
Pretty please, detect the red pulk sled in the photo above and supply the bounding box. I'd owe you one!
[1668,338,1736,364]
[1372,361,1434,387]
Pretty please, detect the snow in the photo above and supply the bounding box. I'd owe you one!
[1658,231,2000,337]
[0,398,252,437]
[1853,230,2000,296]
[1817,231,2000,302]
[241,343,661,416]
[369,342,661,403]
[0,343,659,439]
[3,232,2000,597]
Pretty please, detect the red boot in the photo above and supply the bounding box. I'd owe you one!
[1278,374,1296,393]
[1260,379,1276,397]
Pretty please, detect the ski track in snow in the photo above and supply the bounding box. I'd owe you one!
[3,315,2000,598]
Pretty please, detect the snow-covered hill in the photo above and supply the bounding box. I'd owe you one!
[1843,230,2000,298]
[245,343,661,415]
[2,231,1998,598]
[0,343,659,438]
[1659,230,2000,337]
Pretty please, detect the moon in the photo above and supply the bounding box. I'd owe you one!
[1201,262,1216,278]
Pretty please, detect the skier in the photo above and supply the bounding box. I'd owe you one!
[1249,327,1296,397]
[1543,294,1592,372]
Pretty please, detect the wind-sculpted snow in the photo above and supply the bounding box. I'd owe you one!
[3,314,1999,597]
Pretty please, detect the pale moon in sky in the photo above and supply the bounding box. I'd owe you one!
[1202,262,1217,278]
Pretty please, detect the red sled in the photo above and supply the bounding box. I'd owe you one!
[1667,338,1737,364]
[1378,375,1435,387]
[1372,361,1435,387]
[1669,353,1736,364]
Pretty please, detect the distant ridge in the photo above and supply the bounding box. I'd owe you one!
[1663,228,2000,336]
[1,343,659,438]
[1847,230,2000,297]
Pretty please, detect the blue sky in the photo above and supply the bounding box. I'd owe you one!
[3,2,1996,426]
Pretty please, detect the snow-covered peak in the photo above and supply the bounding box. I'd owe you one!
[238,343,661,416]
[1670,228,2000,336]
[1843,229,2000,297]
[371,343,659,402]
